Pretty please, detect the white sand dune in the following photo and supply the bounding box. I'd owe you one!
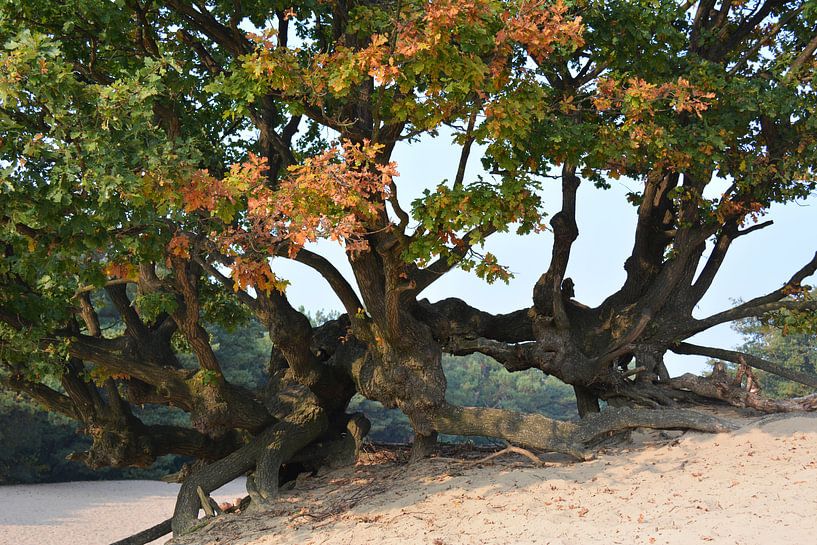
[2,414,817,545]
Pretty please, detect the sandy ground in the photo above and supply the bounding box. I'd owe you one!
[2,414,816,545]
[0,478,246,545]
[169,414,817,545]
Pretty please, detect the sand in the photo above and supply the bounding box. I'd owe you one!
[2,414,816,545]
[0,478,246,545]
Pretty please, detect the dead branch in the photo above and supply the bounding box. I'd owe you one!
[108,518,172,545]
[468,445,545,467]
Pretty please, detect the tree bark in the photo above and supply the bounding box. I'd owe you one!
[671,372,817,413]
[171,382,327,535]
[109,519,171,545]
[432,403,734,461]
[574,385,600,418]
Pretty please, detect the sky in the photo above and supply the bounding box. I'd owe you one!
[271,129,817,376]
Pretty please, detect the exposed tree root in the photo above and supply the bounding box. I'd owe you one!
[409,431,439,464]
[671,343,817,389]
[573,406,737,443]
[433,404,589,460]
[432,403,734,462]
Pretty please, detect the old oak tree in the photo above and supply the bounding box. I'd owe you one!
[2,0,817,538]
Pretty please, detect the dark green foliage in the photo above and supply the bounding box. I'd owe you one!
[443,353,576,419]
[198,321,271,390]
[0,391,88,484]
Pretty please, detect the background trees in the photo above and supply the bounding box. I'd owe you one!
[736,324,816,399]
[711,304,817,400]
[1,0,816,537]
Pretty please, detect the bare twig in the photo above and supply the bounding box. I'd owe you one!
[468,445,545,467]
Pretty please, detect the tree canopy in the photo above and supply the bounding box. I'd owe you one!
[2,0,817,539]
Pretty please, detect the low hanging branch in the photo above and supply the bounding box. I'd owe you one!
[671,342,817,389]
[432,404,734,462]
[689,251,817,334]
[671,370,817,413]
[109,519,172,545]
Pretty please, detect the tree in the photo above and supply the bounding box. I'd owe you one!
[2,0,817,539]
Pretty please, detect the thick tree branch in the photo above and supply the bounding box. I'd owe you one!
[279,246,364,316]
[573,59,609,88]
[602,225,715,363]
[789,31,817,77]
[169,258,223,374]
[688,220,774,304]
[60,358,105,420]
[690,251,817,331]
[609,171,680,307]
[110,519,172,545]
[533,163,580,327]
[445,337,543,372]
[163,0,247,57]
[146,424,243,460]
[65,335,193,409]
[713,0,786,61]
[127,0,161,57]
[106,284,151,339]
[172,383,326,535]
[77,292,102,337]
[387,180,411,233]
[416,298,535,344]
[671,342,817,389]
[72,278,133,298]
[254,96,299,183]
[176,29,223,75]
[196,246,353,403]
[1,374,78,418]
[728,7,803,75]
[690,0,718,54]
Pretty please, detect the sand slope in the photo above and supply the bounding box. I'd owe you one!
[170,414,817,545]
[2,414,816,545]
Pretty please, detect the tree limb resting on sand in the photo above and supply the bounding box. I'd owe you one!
[109,519,172,545]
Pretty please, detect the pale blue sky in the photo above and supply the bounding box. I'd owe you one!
[272,130,817,375]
